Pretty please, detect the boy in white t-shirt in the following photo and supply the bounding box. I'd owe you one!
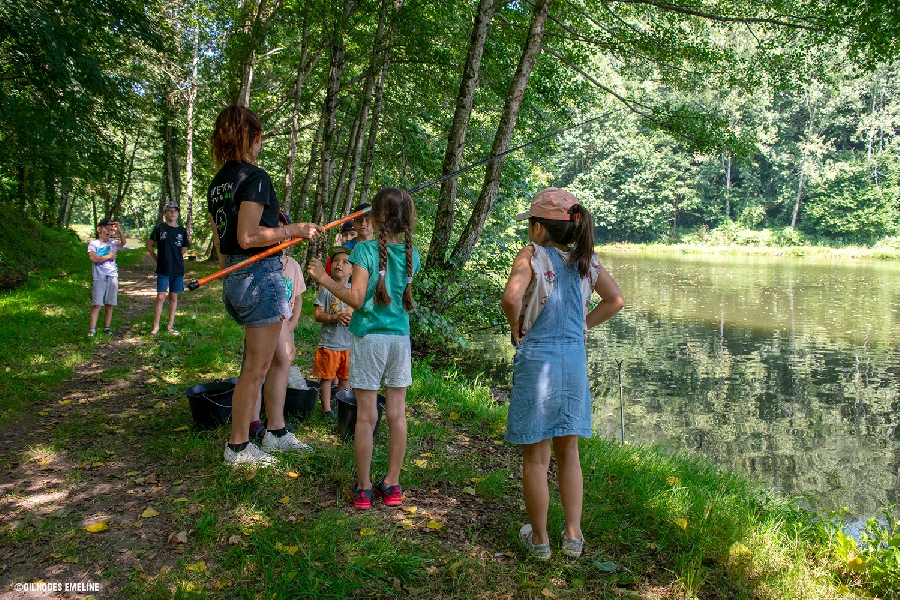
[88,218,126,337]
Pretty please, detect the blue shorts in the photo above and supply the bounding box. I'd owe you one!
[156,275,184,293]
[222,255,291,328]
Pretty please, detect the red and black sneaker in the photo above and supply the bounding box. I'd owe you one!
[374,478,403,507]
[352,483,373,510]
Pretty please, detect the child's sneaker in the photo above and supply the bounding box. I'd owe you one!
[223,442,276,467]
[352,483,373,510]
[323,410,337,422]
[103,327,112,334]
[561,531,584,558]
[261,430,311,452]
[88,328,96,337]
[374,478,403,507]
[519,524,551,560]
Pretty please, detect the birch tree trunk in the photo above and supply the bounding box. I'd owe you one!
[448,0,552,270]
[185,26,200,242]
[235,0,286,107]
[292,113,325,224]
[426,0,495,270]
[283,17,313,217]
[724,153,731,220]
[306,2,349,265]
[343,0,390,214]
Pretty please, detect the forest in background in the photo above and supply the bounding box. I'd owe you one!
[2,1,898,287]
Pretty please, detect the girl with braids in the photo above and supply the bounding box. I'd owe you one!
[501,188,624,559]
[307,187,421,509]
[207,105,324,467]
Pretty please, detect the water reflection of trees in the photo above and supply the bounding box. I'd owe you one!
[461,310,899,517]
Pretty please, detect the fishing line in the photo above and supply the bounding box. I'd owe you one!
[407,115,603,194]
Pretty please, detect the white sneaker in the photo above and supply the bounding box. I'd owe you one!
[520,524,551,560]
[223,442,277,467]
[262,430,312,453]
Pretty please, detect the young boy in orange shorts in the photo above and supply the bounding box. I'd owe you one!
[313,246,353,421]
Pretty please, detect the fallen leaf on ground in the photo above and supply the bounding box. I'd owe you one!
[123,470,140,477]
[397,520,414,529]
[360,528,376,536]
[426,520,442,530]
[541,589,556,598]
[420,452,432,457]
[672,518,688,530]
[142,508,159,518]
[847,556,865,572]
[402,506,418,514]
[286,471,299,479]
[171,497,188,503]
[462,487,476,495]
[154,402,166,409]
[85,522,109,533]
[174,425,189,432]
[186,561,206,572]
[275,542,298,555]
[413,459,427,468]
[278,496,290,504]
[449,412,460,420]
[59,400,71,405]
[667,476,680,486]
[729,542,750,557]
[38,411,49,416]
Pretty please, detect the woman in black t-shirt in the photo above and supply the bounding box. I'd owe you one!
[207,105,324,467]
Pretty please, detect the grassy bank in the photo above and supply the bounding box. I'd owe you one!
[1,255,896,598]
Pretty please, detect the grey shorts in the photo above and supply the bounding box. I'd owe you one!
[349,333,412,390]
[91,277,118,306]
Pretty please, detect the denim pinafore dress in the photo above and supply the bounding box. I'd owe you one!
[505,248,592,445]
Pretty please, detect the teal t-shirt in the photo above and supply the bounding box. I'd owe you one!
[348,239,421,336]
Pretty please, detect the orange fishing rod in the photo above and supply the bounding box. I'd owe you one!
[187,206,370,291]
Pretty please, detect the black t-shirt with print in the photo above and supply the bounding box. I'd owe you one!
[207,161,281,256]
[150,223,190,276]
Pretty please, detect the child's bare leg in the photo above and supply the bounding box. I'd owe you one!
[167,292,178,330]
[382,386,407,487]
[553,435,584,541]
[89,305,102,329]
[320,378,333,412]
[353,389,379,489]
[522,439,552,545]
[151,293,165,333]
[103,305,114,328]
[337,377,349,392]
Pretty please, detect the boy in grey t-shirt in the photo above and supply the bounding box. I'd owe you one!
[313,246,353,420]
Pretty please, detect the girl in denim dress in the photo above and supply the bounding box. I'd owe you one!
[501,188,624,559]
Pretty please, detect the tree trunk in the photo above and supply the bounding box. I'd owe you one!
[185,26,200,242]
[234,0,286,107]
[448,0,552,270]
[791,167,804,229]
[724,153,731,220]
[427,0,495,270]
[91,194,97,228]
[306,4,348,265]
[283,18,312,218]
[343,0,390,214]
[292,113,325,225]
[330,114,360,221]
[57,186,70,228]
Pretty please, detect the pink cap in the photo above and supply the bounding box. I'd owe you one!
[514,187,579,221]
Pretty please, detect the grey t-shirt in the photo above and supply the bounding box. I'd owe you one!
[314,285,352,350]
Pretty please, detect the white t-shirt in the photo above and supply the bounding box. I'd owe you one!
[88,239,122,279]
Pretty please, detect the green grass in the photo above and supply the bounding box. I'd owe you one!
[1,248,896,598]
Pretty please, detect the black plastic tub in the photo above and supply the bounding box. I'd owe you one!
[336,389,385,438]
[284,385,318,420]
[186,381,234,430]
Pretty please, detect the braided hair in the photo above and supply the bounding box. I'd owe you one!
[371,187,416,311]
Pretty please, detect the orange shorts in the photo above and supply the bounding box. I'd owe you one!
[312,348,350,380]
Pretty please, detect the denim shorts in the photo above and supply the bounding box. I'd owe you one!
[156,275,184,293]
[349,333,412,390]
[222,255,291,328]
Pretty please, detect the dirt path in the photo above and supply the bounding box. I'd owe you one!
[0,256,183,599]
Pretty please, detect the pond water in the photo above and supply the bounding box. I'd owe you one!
[459,251,900,517]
